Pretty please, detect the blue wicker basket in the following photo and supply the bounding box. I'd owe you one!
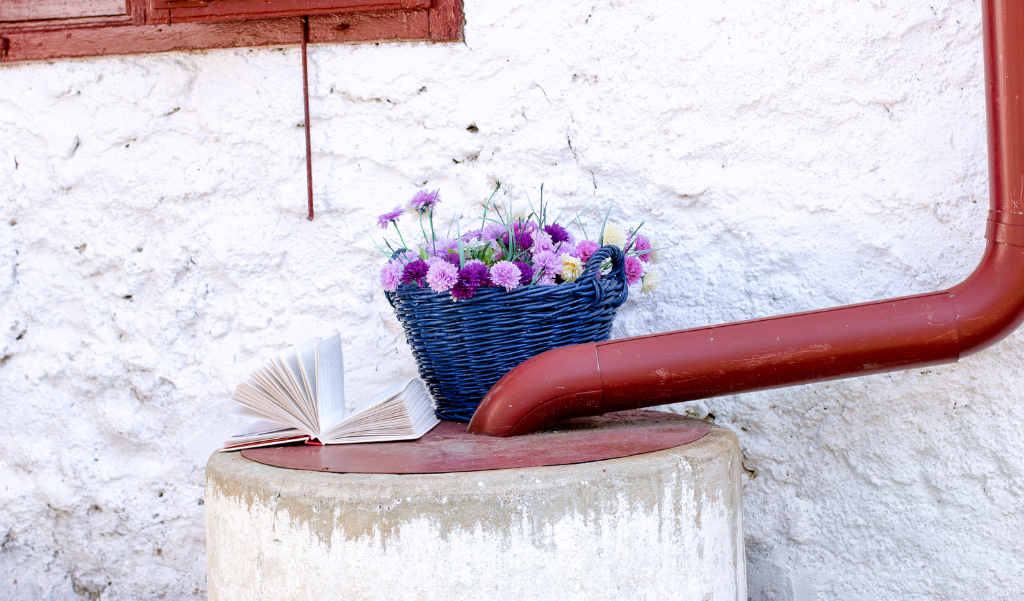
[386,245,629,422]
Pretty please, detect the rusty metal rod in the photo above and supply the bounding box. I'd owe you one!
[301,15,314,221]
[468,0,1024,437]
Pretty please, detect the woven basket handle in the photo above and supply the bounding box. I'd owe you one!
[576,245,629,308]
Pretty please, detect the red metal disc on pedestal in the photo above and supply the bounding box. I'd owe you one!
[241,410,709,474]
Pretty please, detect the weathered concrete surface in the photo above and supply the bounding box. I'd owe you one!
[205,425,744,600]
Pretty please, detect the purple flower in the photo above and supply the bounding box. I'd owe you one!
[377,205,405,230]
[532,250,560,285]
[489,261,522,291]
[401,259,429,285]
[410,189,441,213]
[426,261,459,293]
[462,229,482,241]
[625,255,644,286]
[631,234,653,263]
[574,240,600,264]
[544,223,572,244]
[450,281,476,300]
[514,261,534,285]
[500,227,534,252]
[380,261,403,291]
[461,260,490,286]
[448,261,491,300]
[443,252,461,266]
[407,191,440,215]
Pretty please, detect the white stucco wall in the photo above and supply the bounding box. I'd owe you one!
[1,0,1021,599]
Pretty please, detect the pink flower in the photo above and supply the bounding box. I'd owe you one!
[376,206,405,229]
[532,250,561,285]
[379,261,403,291]
[482,223,506,241]
[410,189,441,213]
[426,237,458,257]
[426,261,459,293]
[630,233,653,262]
[531,230,555,254]
[489,261,522,291]
[624,256,644,286]
[574,240,600,263]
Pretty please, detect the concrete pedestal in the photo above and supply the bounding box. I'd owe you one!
[205,423,745,600]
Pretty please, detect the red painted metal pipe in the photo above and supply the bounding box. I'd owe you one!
[468,0,1024,437]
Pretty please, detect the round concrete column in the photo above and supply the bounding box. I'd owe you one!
[205,423,745,600]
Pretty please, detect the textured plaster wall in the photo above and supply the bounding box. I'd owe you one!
[0,0,1021,599]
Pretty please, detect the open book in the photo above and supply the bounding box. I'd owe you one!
[223,333,439,451]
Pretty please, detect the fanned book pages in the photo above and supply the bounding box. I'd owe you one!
[222,333,439,451]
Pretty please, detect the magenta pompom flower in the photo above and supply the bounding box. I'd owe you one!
[379,261,403,291]
[401,259,429,285]
[461,260,490,285]
[630,233,653,262]
[377,206,405,230]
[489,261,522,291]
[500,226,534,252]
[514,261,534,285]
[450,261,491,300]
[574,240,600,264]
[544,223,572,245]
[624,255,644,286]
[426,261,459,293]
[410,189,441,213]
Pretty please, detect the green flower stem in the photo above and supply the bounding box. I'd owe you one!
[418,212,430,250]
[392,222,409,251]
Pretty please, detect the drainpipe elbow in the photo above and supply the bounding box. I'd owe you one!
[467,343,604,437]
[950,241,1024,357]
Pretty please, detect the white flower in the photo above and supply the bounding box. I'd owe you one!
[602,222,627,249]
[561,255,584,283]
[647,235,664,264]
[485,175,514,196]
[641,271,660,294]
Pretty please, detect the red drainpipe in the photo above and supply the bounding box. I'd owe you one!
[468,0,1024,437]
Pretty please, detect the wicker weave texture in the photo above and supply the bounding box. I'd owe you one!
[386,246,629,421]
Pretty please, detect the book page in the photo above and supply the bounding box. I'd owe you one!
[233,377,311,433]
[249,359,317,434]
[315,333,345,429]
[278,343,316,427]
[254,360,307,420]
[294,337,320,427]
[347,378,413,420]
[320,379,439,443]
[222,419,309,451]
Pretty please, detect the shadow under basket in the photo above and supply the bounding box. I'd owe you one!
[386,245,629,422]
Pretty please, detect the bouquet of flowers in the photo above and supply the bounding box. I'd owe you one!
[375,185,662,299]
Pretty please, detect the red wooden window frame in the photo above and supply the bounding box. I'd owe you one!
[0,0,462,63]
